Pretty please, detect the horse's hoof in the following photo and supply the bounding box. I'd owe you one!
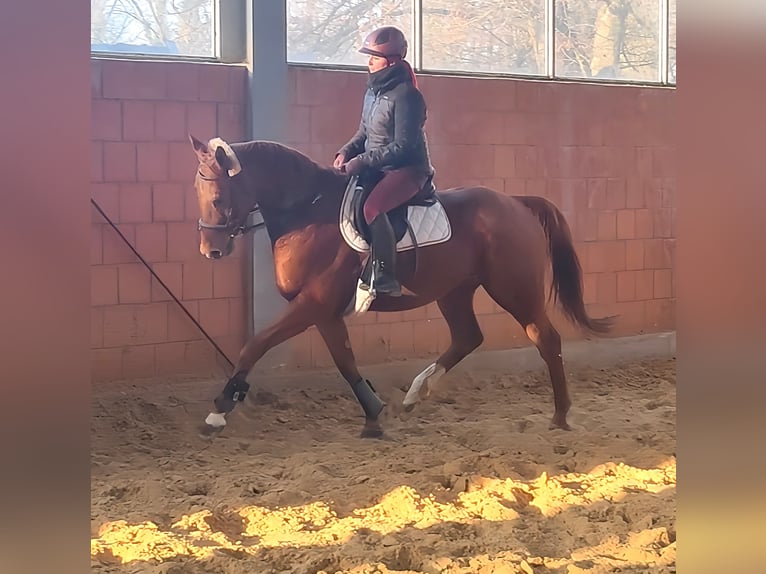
[549,416,572,431]
[403,403,416,413]
[198,423,224,439]
[360,425,385,439]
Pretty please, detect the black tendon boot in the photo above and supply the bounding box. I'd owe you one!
[368,213,402,297]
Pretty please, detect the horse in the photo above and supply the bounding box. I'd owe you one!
[189,135,615,439]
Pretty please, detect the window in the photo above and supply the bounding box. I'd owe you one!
[554,0,660,82]
[91,0,217,58]
[421,1,547,75]
[668,0,676,84]
[287,0,412,66]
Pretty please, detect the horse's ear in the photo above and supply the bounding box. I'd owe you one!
[189,134,208,158]
[214,145,230,172]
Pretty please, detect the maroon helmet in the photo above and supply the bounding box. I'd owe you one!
[358,26,408,59]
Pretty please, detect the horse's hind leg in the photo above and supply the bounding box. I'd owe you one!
[403,281,483,410]
[522,314,571,430]
[483,280,571,430]
[316,317,386,439]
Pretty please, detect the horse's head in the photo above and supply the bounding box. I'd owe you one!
[189,134,254,259]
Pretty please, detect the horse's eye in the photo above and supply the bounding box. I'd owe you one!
[212,198,222,209]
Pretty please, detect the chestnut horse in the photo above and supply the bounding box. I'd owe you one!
[190,135,614,438]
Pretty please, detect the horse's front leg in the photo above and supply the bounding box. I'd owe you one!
[202,295,317,433]
[316,317,386,439]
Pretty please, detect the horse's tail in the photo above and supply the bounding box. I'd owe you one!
[517,196,615,335]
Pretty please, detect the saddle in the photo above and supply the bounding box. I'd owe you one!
[349,171,437,244]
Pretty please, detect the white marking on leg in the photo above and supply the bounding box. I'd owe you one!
[354,279,375,315]
[205,412,227,428]
[403,362,445,407]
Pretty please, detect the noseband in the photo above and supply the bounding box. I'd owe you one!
[196,169,262,238]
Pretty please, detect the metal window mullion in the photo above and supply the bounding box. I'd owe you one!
[545,0,556,78]
[659,0,670,84]
[412,0,423,71]
[218,0,247,63]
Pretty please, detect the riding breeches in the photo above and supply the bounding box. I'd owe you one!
[362,166,428,225]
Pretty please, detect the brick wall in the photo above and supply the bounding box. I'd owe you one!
[90,59,250,382]
[90,60,675,381]
[281,68,676,369]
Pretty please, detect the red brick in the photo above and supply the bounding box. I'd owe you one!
[137,142,169,182]
[287,106,311,144]
[104,142,136,182]
[389,321,415,355]
[169,142,198,182]
[654,208,674,238]
[659,178,676,208]
[167,222,199,261]
[635,209,654,238]
[91,266,118,306]
[102,303,168,347]
[586,179,608,209]
[92,183,119,223]
[150,262,183,302]
[182,261,214,299]
[552,179,588,212]
[616,271,636,302]
[597,211,617,240]
[644,239,673,269]
[166,64,200,101]
[654,269,673,299]
[295,68,365,107]
[502,113,531,144]
[92,142,104,182]
[504,178,525,196]
[167,301,201,341]
[635,270,654,300]
[155,342,190,375]
[121,346,156,379]
[91,62,102,98]
[492,146,516,178]
[616,210,636,239]
[199,298,231,337]
[612,301,646,334]
[229,67,248,103]
[625,179,645,208]
[213,260,244,298]
[583,273,598,304]
[524,113,557,146]
[625,240,645,270]
[229,297,248,339]
[198,64,232,102]
[92,348,123,382]
[102,60,167,100]
[102,224,137,264]
[217,103,244,141]
[653,147,675,177]
[526,179,546,197]
[433,111,505,145]
[91,308,104,348]
[645,298,675,331]
[187,102,218,140]
[596,272,617,303]
[119,184,153,223]
[587,241,626,272]
[122,100,155,141]
[155,102,187,141]
[134,223,167,263]
[153,183,186,222]
[92,99,122,141]
[574,211,599,242]
[91,225,103,264]
[606,178,627,209]
[514,146,540,177]
[183,340,217,373]
[118,263,151,304]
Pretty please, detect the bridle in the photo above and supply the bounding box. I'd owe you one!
[196,168,263,238]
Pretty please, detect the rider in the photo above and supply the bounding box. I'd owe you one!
[334,25,435,298]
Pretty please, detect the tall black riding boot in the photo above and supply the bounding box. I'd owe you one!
[368,213,402,297]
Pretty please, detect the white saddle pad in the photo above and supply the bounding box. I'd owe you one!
[339,178,452,253]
